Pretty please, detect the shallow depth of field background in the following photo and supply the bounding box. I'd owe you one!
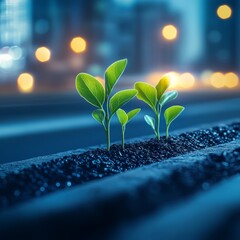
[0,0,239,163]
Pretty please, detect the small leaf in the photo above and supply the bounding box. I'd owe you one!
[110,89,137,115]
[144,115,156,132]
[160,91,178,106]
[92,109,105,125]
[105,59,128,95]
[76,73,105,108]
[156,76,171,100]
[116,109,128,126]
[134,82,157,111]
[164,105,184,127]
[127,108,141,122]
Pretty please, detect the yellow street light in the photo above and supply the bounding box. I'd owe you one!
[70,37,87,53]
[165,72,180,89]
[146,72,164,85]
[179,73,195,89]
[225,72,239,88]
[162,25,178,41]
[35,47,51,62]
[17,73,34,93]
[210,72,225,88]
[217,5,232,20]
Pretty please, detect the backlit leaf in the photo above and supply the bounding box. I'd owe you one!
[110,89,137,115]
[127,108,141,122]
[156,76,171,100]
[164,105,184,127]
[105,59,128,95]
[144,115,156,132]
[160,91,178,106]
[116,109,128,126]
[92,109,105,125]
[134,82,157,111]
[76,73,105,108]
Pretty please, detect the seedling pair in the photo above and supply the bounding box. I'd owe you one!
[134,78,184,139]
[76,59,184,151]
[76,59,139,151]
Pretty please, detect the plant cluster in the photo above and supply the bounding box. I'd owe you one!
[76,59,184,150]
[134,77,184,140]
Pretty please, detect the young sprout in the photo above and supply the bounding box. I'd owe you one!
[76,59,137,151]
[134,76,178,139]
[116,108,141,150]
[164,105,185,139]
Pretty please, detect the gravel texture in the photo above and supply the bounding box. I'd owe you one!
[0,122,239,210]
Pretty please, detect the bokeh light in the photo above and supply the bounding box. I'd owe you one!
[146,72,164,85]
[70,37,87,53]
[210,72,225,88]
[17,73,34,93]
[35,47,51,62]
[9,46,22,60]
[162,25,178,41]
[0,53,12,69]
[179,73,195,89]
[225,72,239,88]
[165,72,180,88]
[217,5,232,20]
[201,70,213,86]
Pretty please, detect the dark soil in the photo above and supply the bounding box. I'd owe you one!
[0,122,240,210]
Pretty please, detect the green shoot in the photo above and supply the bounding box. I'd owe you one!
[134,76,178,139]
[164,105,185,139]
[116,108,141,150]
[76,59,137,151]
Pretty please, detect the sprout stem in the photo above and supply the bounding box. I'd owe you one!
[156,105,162,140]
[106,95,111,151]
[122,126,125,150]
[105,121,110,151]
[166,125,169,140]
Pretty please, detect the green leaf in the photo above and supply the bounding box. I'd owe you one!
[92,109,105,125]
[134,82,157,111]
[116,109,128,126]
[160,91,178,106]
[127,108,141,122]
[76,73,105,108]
[144,115,156,132]
[164,105,184,127]
[105,59,128,95]
[156,76,171,100]
[110,89,137,115]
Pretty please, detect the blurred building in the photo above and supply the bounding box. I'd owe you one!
[0,0,31,81]
[105,0,182,73]
[203,0,239,72]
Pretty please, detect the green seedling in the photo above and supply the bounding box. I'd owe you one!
[134,76,178,139]
[76,59,137,151]
[164,105,185,139]
[116,108,141,150]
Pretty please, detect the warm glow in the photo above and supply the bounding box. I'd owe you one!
[210,72,225,88]
[162,25,178,41]
[201,70,213,85]
[225,72,239,88]
[165,72,180,88]
[95,76,105,86]
[146,72,164,85]
[217,5,232,20]
[70,37,87,53]
[35,47,51,62]
[17,73,34,93]
[179,73,195,88]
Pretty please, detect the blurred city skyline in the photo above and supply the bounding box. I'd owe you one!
[0,0,239,94]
